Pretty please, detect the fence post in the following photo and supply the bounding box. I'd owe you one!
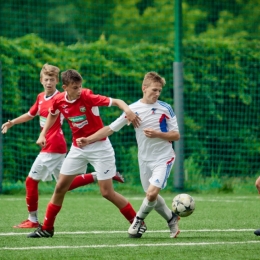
[174,0,184,191]
[0,62,3,194]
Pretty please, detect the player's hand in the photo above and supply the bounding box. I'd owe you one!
[76,137,90,148]
[143,128,157,138]
[36,135,46,148]
[125,111,141,128]
[1,120,14,134]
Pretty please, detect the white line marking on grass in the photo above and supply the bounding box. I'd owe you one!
[1,240,260,250]
[0,229,255,236]
[1,196,257,202]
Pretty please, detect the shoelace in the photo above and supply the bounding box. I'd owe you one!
[133,219,142,229]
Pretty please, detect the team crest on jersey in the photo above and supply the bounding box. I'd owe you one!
[151,108,157,114]
[80,106,86,112]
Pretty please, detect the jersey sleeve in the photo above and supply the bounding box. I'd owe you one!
[28,96,39,117]
[109,113,128,132]
[49,98,60,115]
[83,89,111,107]
[167,115,179,132]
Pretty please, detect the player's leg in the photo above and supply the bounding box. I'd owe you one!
[151,158,180,238]
[128,185,159,238]
[27,175,75,238]
[98,178,136,222]
[90,141,138,226]
[27,173,76,238]
[44,174,76,227]
[68,172,96,190]
[126,160,152,238]
[128,159,179,238]
[13,153,65,228]
[13,176,40,228]
[68,171,124,191]
[255,176,260,194]
[155,194,180,238]
[254,176,260,235]
[27,147,88,238]
[50,153,94,191]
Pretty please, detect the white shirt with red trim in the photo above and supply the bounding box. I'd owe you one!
[29,90,67,154]
[109,100,179,162]
[50,88,112,147]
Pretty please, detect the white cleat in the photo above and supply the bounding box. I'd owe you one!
[168,212,180,238]
[128,216,147,238]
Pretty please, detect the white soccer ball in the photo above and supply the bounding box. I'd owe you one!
[172,193,195,217]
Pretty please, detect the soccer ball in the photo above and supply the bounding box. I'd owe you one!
[172,193,195,217]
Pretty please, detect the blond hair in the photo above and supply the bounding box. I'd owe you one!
[40,63,60,80]
[142,72,166,87]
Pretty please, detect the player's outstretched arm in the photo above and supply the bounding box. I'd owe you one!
[76,126,114,148]
[36,113,59,148]
[143,128,180,142]
[111,98,141,128]
[1,114,33,134]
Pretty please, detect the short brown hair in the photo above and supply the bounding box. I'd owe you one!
[142,72,166,87]
[40,63,60,80]
[61,69,83,86]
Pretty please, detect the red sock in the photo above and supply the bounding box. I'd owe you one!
[120,202,136,223]
[42,203,62,230]
[26,177,39,212]
[68,174,95,191]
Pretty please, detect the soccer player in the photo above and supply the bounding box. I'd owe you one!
[76,71,180,238]
[254,177,260,236]
[1,64,124,229]
[27,69,144,238]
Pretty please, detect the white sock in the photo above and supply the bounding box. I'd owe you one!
[137,197,157,219]
[28,211,38,223]
[154,194,172,221]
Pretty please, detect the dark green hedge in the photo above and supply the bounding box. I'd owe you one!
[0,34,259,184]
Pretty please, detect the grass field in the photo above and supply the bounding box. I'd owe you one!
[0,192,260,260]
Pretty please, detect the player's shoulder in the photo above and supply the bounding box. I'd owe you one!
[157,100,171,106]
[157,100,175,116]
[54,91,65,100]
[79,88,94,99]
[37,92,45,98]
[81,88,93,95]
[129,100,141,109]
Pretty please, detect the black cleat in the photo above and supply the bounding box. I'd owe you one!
[27,224,54,238]
[254,229,260,236]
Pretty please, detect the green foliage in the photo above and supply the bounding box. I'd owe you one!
[1,1,260,46]
[1,34,259,192]
[183,38,260,179]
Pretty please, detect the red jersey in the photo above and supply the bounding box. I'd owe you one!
[50,88,111,147]
[29,90,67,154]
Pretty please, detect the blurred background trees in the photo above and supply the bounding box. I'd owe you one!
[1,0,260,45]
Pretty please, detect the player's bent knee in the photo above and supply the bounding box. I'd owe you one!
[146,193,157,202]
[101,191,111,200]
[255,177,260,193]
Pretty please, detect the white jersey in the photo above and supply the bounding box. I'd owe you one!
[109,100,179,162]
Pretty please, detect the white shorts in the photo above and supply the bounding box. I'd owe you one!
[60,139,116,181]
[28,153,66,182]
[138,157,175,192]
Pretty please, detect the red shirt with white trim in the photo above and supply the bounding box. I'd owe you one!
[49,88,111,147]
[29,90,67,154]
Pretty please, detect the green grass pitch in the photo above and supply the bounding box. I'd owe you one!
[0,192,260,260]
